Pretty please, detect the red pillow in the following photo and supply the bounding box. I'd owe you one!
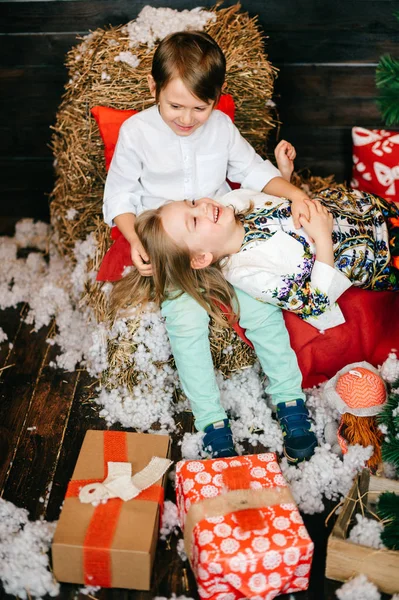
[91,105,138,171]
[232,287,399,388]
[91,94,236,171]
[351,126,399,203]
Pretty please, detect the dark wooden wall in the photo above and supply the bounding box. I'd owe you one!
[1,0,398,221]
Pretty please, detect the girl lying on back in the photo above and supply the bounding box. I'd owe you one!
[112,142,399,331]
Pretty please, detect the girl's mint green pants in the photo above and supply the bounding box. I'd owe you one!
[161,287,305,431]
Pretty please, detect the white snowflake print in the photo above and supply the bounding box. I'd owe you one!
[206,515,224,524]
[283,547,300,565]
[273,474,286,486]
[253,524,269,536]
[268,571,282,589]
[272,533,287,546]
[249,573,267,594]
[214,523,232,537]
[262,550,282,570]
[229,459,243,467]
[200,484,219,498]
[233,526,252,541]
[258,453,275,462]
[220,538,240,554]
[229,552,249,574]
[183,478,194,493]
[280,503,295,510]
[293,576,309,589]
[294,563,310,576]
[273,516,290,530]
[252,536,270,553]
[208,562,223,574]
[187,461,205,473]
[197,584,211,599]
[198,529,214,546]
[250,466,267,478]
[290,510,303,524]
[225,572,243,589]
[250,480,263,489]
[216,594,235,600]
[212,473,224,487]
[195,471,211,484]
[199,549,209,563]
[197,565,210,581]
[266,461,280,473]
[298,525,310,539]
[211,460,228,472]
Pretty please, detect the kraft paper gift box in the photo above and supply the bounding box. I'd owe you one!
[52,430,171,590]
[176,453,314,600]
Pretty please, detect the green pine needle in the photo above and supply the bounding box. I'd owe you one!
[381,439,399,470]
[376,491,399,521]
[380,522,399,550]
[376,53,399,126]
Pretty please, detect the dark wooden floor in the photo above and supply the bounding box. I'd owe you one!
[0,219,389,600]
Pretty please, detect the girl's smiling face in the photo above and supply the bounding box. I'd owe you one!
[160,198,245,268]
[149,76,214,136]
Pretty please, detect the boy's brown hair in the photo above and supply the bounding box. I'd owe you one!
[151,31,226,103]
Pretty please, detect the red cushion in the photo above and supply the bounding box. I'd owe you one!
[91,105,138,171]
[351,126,399,203]
[283,287,399,387]
[91,94,236,172]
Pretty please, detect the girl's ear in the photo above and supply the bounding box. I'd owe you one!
[147,74,156,98]
[190,252,214,270]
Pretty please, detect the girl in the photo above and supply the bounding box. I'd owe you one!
[114,152,399,332]
[104,32,318,461]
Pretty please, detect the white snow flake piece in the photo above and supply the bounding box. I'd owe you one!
[335,574,381,600]
[0,498,59,598]
[348,514,385,549]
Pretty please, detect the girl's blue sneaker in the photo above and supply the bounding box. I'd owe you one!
[203,419,237,458]
[276,399,317,463]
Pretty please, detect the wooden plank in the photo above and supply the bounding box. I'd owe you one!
[0,33,79,68]
[1,0,398,36]
[0,159,53,219]
[0,318,54,492]
[0,66,67,123]
[1,341,80,520]
[0,126,53,158]
[275,64,378,98]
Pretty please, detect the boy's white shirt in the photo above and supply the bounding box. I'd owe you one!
[103,106,281,226]
[218,189,353,330]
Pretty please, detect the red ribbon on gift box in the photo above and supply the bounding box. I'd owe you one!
[65,431,164,587]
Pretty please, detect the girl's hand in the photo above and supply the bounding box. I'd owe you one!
[298,199,333,244]
[130,236,153,276]
[274,140,296,182]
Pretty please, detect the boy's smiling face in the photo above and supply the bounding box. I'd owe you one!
[160,198,244,268]
[148,76,215,136]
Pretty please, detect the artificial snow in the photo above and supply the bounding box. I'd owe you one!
[0,326,7,343]
[348,514,385,549]
[335,574,381,600]
[0,498,59,598]
[160,500,180,540]
[124,6,216,49]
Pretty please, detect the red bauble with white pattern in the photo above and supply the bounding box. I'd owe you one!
[351,126,399,202]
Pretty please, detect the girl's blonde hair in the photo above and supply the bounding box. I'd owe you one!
[109,205,238,326]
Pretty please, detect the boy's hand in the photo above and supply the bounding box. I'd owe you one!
[130,237,153,276]
[298,199,333,244]
[291,196,314,230]
[274,140,296,182]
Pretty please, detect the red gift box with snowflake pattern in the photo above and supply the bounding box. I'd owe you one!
[175,453,314,600]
